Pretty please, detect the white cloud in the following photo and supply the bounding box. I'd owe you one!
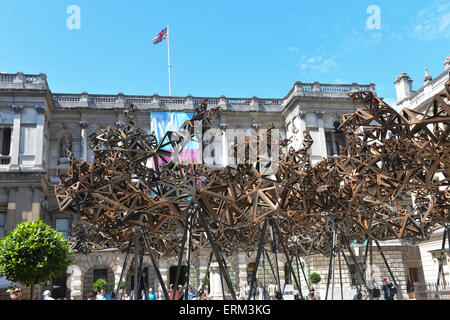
[412,2,450,40]
[289,46,299,52]
[296,54,338,74]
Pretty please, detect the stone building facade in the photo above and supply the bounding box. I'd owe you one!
[394,56,450,287]
[0,72,417,299]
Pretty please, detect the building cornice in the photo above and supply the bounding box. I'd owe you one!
[1,72,377,116]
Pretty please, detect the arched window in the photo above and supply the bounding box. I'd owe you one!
[325,121,347,157]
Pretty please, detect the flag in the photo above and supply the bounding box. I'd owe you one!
[153,26,168,45]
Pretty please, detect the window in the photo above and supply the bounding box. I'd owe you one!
[55,218,70,239]
[52,274,68,299]
[0,127,11,164]
[0,211,5,238]
[94,269,108,284]
[348,257,365,286]
[325,128,347,157]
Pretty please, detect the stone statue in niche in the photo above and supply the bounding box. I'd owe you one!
[60,134,72,159]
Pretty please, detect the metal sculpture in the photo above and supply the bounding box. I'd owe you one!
[54,80,450,300]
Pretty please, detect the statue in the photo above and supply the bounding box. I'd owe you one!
[60,135,72,159]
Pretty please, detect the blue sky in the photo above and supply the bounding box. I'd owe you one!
[0,0,449,107]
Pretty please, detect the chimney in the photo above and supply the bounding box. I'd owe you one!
[394,72,413,102]
[444,56,450,70]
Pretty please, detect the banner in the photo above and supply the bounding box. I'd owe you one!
[150,112,201,165]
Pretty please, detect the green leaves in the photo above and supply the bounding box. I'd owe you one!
[309,272,321,284]
[0,218,75,288]
[93,278,108,293]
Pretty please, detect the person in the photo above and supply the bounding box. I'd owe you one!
[96,288,107,300]
[87,293,94,300]
[250,283,257,300]
[239,283,246,300]
[148,288,156,300]
[42,290,55,300]
[293,286,300,300]
[139,289,146,300]
[371,278,381,300]
[353,289,362,300]
[306,292,313,300]
[155,292,161,300]
[178,285,185,300]
[169,284,179,300]
[200,293,208,300]
[123,293,131,300]
[188,286,196,300]
[382,278,394,300]
[244,282,250,300]
[8,287,22,300]
[310,287,316,299]
[268,281,276,300]
[257,283,265,300]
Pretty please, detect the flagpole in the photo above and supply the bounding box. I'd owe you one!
[167,24,172,96]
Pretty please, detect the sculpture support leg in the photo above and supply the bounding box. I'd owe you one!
[435,225,448,299]
[297,256,311,293]
[248,218,268,300]
[115,237,132,300]
[264,249,277,281]
[373,239,404,300]
[338,247,343,300]
[185,215,193,300]
[133,230,139,300]
[141,230,170,300]
[172,214,190,300]
[268,219,282,300]
[341,232,372,296]
[271,218,304,300]
[198,201,236,300]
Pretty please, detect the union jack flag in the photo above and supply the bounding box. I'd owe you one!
[153,26,168,45]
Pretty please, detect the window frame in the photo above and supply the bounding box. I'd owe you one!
[55,217,70,239]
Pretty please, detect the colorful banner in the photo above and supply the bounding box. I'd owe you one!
[150,112,201,165]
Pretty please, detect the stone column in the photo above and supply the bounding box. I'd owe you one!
[158,259,169,297]
[197,249,209,290]
[233,252,248,289]
[31,186,43,220]
[209,262,231,300]
[277,255,286,289]
[5,187,17,232]
[10,104,23,169]
[315,111,327,159]
[68,264,83,300]
[79,121,88,161]
[329,129,337,156]
[296,110,307,149]
[34,105,47,169]
[220,124,229,167]
[114,254,125,295]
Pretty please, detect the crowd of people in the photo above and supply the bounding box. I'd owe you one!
[6,277,397,300]
[88,283,211,300]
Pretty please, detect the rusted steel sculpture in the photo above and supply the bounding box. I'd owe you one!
[55,80,449,300]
